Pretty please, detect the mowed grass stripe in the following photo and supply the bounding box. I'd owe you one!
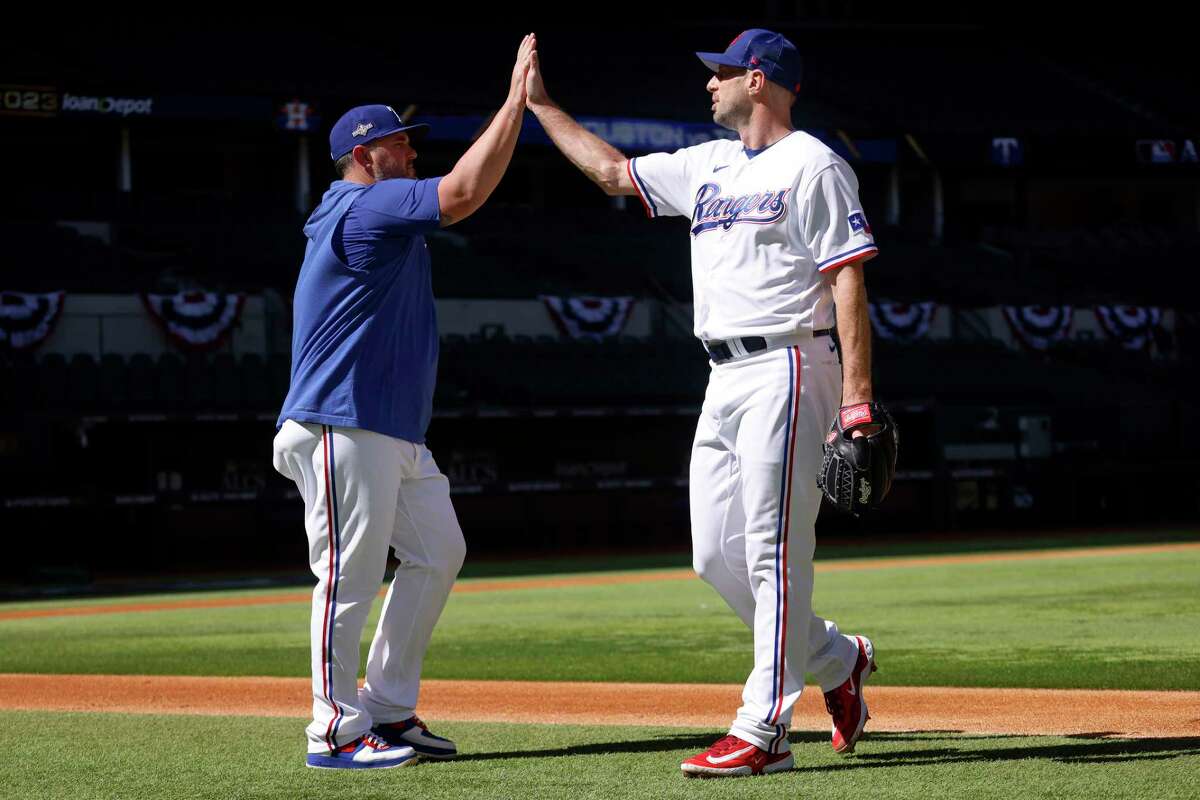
[4,541,1197,621]
[0,547,1196,690]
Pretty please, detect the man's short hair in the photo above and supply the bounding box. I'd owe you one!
[334,153,354,178]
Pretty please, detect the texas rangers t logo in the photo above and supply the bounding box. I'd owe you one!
[691,182,790,237]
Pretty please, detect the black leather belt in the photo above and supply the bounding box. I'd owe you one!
[705,329,833,364]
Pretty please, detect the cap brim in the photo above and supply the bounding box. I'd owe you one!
[696,51,744,72]
[331,122,432,161]
[362,122,431,147]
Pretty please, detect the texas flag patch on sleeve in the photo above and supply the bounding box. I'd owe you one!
[848,211,872,236]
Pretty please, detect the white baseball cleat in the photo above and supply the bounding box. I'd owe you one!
[305,733,419,769]
[371,715,458,760]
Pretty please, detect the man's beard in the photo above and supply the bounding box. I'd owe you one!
[372,163,416,181]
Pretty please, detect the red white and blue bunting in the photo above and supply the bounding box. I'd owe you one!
[0,291,66,351]
[1094,306,1161,350]
[1002,305,1073,351]
[868,301,937,343]
[540,295,635,340]
[141,292,245,351]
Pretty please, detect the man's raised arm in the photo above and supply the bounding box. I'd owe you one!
[437,34,535,226]
[525,48,637,197]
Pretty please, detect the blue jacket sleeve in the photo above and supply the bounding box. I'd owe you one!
[349,177,443,236]
[333,177,443,271]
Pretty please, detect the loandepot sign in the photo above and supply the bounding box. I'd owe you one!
[61,93,153,116]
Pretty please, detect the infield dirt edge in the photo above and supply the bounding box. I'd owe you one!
[4,674,1197,739]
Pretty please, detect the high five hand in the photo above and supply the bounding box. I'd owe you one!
[509,34,537,105]
[525,40,549,107]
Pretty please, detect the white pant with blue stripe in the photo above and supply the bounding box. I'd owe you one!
[272,420,466,754]
[690,337,861,753]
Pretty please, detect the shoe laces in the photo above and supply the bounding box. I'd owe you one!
[362,733,391,750]
[706,734,748,755]
[824,688,845,719]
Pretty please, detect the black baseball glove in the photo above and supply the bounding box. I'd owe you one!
[816,401,898,516]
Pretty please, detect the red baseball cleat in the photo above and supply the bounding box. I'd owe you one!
[825,635,877,754]
[680,734,794,777]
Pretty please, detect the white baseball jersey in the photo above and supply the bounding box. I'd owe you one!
[629,129,879,755]
[627,131,877,341]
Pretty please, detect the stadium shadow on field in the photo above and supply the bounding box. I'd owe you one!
[452,732,1200,766]
[453,732,829,762]
[821,734,1200,769]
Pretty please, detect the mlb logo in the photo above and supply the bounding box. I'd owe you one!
[848,212,872,236]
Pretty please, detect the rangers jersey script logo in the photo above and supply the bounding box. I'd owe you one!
[691,182,790,236]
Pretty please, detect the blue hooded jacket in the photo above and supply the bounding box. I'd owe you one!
[277,177,443,443]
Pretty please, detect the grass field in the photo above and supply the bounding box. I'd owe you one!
[4,712,1198,800]
[1,536,1198,798]
[2,545,1198,690]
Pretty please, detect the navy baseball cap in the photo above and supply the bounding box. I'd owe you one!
[696,29,803,93]
[328,104,430,161]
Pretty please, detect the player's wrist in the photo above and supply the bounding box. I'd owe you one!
[840,394,873,407]
[526,95,556,115]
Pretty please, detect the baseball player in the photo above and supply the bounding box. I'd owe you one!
[525,30,879,776]
[272,35,536,770]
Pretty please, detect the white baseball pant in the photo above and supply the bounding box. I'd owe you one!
[272,420,466,754]
[690,335,861,753]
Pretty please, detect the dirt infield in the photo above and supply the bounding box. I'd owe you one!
[1,674,1196,739]
[4,541,1198,622]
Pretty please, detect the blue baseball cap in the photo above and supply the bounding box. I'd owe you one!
[328,104,430,161]
[696,29,803,93]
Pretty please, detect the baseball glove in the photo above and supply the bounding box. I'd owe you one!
[817,402,898,516]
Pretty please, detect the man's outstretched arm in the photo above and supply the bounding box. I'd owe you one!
[525,48,637,197]
[437,33,535,226]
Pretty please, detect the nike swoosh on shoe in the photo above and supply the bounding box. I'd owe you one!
[706,745,756,764]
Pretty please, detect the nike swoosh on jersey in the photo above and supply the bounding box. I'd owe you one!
[847,685,857,696]
[706,745,756,764]
[712,165,729,172]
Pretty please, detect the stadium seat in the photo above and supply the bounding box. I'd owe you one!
[126,354,156,411]
[211,352,241,410]
[98,354,127,411]
[68,354,101,412]
[267,353,291,404]
[185,354,215,411]
[0,354,35,415]
[240,354,270,411]
[156,353,185,411]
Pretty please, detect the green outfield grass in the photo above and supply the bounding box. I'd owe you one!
[1,544,1198,690]
[3,711,1197,800]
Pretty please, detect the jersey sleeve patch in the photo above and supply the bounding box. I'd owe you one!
[848,211,872,236]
